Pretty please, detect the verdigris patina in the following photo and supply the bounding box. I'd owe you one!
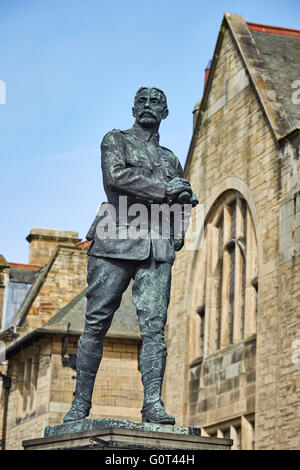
[45,418,201,438]
[63,87,198,425]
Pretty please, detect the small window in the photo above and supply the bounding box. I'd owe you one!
[16,355,38,420]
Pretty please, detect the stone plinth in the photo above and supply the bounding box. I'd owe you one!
[22,418,232,450]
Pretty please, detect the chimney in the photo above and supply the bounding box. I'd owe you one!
[26,228,81,266]
[204,60,212,92]
[192,60,212,131]
[0,255,10,330]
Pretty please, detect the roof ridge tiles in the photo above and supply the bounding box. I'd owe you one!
[247,21,300,37]
[8,262,43,270]
[75,240,91,248]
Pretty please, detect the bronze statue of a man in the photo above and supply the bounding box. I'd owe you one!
[64,87,198,425]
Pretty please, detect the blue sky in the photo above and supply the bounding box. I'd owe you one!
[1,0,299,263]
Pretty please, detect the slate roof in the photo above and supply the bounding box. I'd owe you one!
[3,280,140,358]
[187,13,300,172]
[250,29,300,131]
[9,267,40,284]
[1,241,140,352]
[43,281,140,339]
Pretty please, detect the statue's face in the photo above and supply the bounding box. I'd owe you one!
[132,88,168,128]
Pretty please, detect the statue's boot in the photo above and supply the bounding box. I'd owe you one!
[140,353,175,425]
[63,335,102,423]
[63,369,95,422]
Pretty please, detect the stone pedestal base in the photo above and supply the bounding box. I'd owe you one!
[22,418,232,450]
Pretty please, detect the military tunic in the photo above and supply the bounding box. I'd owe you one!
[87,123,184,264]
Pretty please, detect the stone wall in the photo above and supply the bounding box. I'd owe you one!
[189,337,256,427]
[255,236,300,449]
[49,336,143,427]
[3,335,142,450]
[21,246,88,332]
[26,228,81,267]
[165,24,300,450]
[3,340,52,450]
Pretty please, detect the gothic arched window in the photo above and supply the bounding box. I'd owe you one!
[191,191,258,358]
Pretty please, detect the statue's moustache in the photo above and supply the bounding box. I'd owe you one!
[140,111,155,118]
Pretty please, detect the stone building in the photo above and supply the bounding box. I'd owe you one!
[0,13,299,451]
[164,14,300,450]
[0,229,143,450]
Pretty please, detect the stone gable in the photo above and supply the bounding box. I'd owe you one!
[165,14,300,450]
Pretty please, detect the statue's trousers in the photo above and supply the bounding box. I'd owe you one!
[75,254,172,409]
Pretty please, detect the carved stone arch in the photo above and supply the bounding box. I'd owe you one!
[186,179,260,362]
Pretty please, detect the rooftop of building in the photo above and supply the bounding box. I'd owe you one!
[247,22,300,131]
[43,282,139,339]
[189,13,300,172]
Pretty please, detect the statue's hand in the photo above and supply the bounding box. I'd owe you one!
[190,193,199,207]
[166,177,192,197]
[174,240,184,251]
[174,239,184,251]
